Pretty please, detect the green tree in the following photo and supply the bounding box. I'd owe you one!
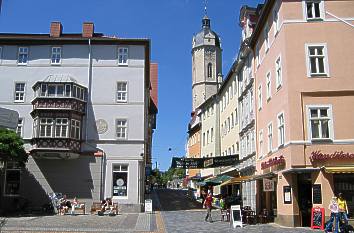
[0,128,28,167]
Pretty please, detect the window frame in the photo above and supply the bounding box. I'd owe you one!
[303,0,325,21]
[275,55,282,90]
[305,43,329,77]
[16,117,24,137]
[266,72,272,101]
[70,119,81,140]
[39,118,54,138]
[258,85,262,111]
[306,105,333,141]
[277,112,285,147]
[273,7,280,37]
[51,47,62,65]
[264,25,270,52]
[4,162,21,197]
[55,118,69,138]
[14,82,26,103]
[259,130,264,159]
[116,81,128,103]
[17,47,29,65]
[267,122,273,153]
[112,164,129,198]
[207,63,213,79]
[118,47,129,65]
[116,119,128,140]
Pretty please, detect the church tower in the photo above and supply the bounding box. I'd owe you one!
[191,15,222,111]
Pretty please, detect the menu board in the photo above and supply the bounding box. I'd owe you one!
[311,207,325,230]
[313,184,322,204]
[283,186,292,204]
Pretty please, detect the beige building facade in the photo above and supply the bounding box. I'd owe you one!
[250,0,354,227]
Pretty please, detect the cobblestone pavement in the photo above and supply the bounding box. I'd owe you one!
[155,189,320,233]
[0,189,325,233]
[0,213,157,233]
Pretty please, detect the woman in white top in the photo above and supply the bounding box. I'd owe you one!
[325,197,339,233]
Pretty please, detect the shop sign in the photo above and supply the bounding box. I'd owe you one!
[261,155,285,170]
[310,150,354,162]
[171,155,239,169]
[263,178,274,192]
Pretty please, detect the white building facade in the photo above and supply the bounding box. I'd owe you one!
[0,22,156,213]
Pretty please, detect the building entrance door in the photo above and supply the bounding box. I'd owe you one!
[297,173,312,227]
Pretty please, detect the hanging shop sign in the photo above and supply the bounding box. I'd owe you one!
[310,150,354,162]
[171,155,239,169]
[263,178,274,192]
[261,155,285,170]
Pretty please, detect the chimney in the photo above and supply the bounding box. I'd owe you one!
[82,22,94,38]
[50,22,62,37]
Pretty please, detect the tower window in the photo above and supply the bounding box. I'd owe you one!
[207,63,213,78]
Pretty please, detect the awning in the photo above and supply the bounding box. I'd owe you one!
[221,176,253,186]
[282,167,320,174]
[324,166,354,173]
[253,172,276,180]
[205,175,232,186]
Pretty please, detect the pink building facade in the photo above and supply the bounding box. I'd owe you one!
[250,0,354,227]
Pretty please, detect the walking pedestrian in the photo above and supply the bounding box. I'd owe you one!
[325,196,339,233]
[337,193,349,228]
[204,192,213,222]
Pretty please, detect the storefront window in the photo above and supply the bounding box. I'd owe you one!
[4,162,21,196]
[334,174,354,218]
[112,164,128,197]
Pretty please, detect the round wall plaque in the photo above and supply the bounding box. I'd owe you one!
[95,119,108,134]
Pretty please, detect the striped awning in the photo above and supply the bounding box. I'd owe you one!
[221,176,253,186]
[324,166,354,173]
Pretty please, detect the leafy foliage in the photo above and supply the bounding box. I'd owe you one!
[0,128,28,166]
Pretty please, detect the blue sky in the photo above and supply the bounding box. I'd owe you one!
[0,0,260,171]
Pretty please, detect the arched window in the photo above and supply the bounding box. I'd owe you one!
[207,63,213,78]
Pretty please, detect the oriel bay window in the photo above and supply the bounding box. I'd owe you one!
[35,83,85,100]
[33,118,81,139]
[112,164,128,197]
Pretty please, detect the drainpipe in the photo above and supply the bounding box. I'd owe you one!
[85,39,92,142]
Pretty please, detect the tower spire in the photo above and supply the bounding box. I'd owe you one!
[204,0,208,16]
[202,0,210,29]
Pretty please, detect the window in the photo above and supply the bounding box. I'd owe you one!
[275,56,282,89]
[40,118,54,137]
[221,124,224,138]
[55,118,68,138]
[306,45,328,76]
[308,106,332,140]
[112,164,128,197]
[259,130,264,158]
[4,162,21,196]
[210,128,214,142]
[268,123,273,153]
[258,85,262,110]
[51,47,61,64]
[70,119,81,139]
[65,84,71,97]
[16,118,24,137]
[266,72,272,100]
[305,0,323,20]
[230,86,233,99]
[278,113,285,146]
[231,113,234,128]
[0,46,2,62]
[207,63,213,78]
[227,117,231,132]
[18,47,28,65]
[256,43,260,67]
[235,108,238,124]
[117,82,128,102]
[273,8,280,36]
[14,83,25,102]
[116,119,127,139]
[207,130,209,144]
[264,25,270,52]
[118,47,128,65]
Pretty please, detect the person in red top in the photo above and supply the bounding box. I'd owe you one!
[204,192,213,222]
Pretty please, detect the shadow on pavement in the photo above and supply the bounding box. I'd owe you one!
[154,188,203,212]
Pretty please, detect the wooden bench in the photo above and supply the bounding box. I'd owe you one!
[90,202,119,215]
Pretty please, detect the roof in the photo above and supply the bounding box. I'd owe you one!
[192,16,221,48]
[43,74,78,83]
